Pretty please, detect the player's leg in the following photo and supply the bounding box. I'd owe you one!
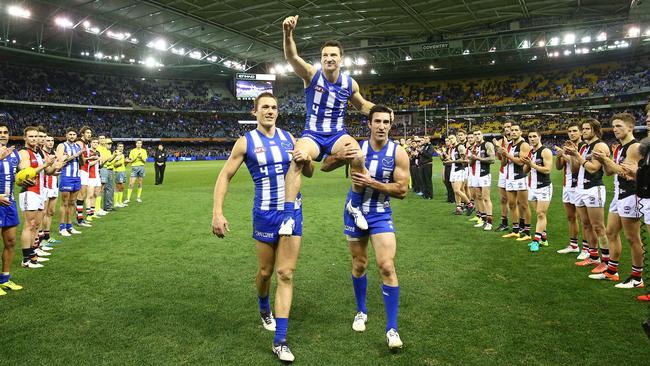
[136,175,143,202]
[503,190,520,237]
[370,232,402,349]
[332,135,368,229]
[68,190,81,233]
[20,209,43,268]
[126,175,137,202]
[256,241,276,331]
[58,191,71,236]
[498,186,509,231]
[471,188,484,226]
[558,202,580,254]
[32,209,50,258]
[587,206,608,272]
[452,181,469,214]
[349,236,370,331]
[271,235,301,361]
[482,186,494,230]
[76,183,87,225]
[575,205,597,266]
[280,138,320,235]
[529,200,550,252]
[616,216,645,288]
[515,189,531,240]
[43,197,58,243]
[0,226,22,293]
[591,212,622,281]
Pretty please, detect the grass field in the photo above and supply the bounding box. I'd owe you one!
[2,160,649,365]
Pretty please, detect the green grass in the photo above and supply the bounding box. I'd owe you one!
[2,160,649,365]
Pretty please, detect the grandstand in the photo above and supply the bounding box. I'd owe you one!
[2,1,650,365]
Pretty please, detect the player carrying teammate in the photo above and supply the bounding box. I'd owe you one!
[322,105,408,350]
[279,15,382,236]
[522,129,553,252]
[212,93,314,362]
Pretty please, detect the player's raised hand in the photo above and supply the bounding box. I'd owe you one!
[288,149,311,163]
[212,213,230,238]
[620,162,638,180]
[553,146,564,157]
[283,15,299,33]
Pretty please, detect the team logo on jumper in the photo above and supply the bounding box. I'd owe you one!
[314,85,325,94]
[382,157,395,169]
[337,89,351,99]
[281,141,293,150]
[255,147,266,154]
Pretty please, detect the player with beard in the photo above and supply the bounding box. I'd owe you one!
[56,128,84,237]
[563,119,610,273]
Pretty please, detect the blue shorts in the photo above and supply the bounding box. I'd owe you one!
[0,201,20,228]
[252,208,303,244]
[301,129,349,162]
[344,210,395,239]
[115,171,126,184]
[59,177,81,192]
[131,166,145,178]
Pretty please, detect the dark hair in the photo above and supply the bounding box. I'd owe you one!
[503,120,514,126]
[611,113,636,127]
[79,125,92,136]
[527,129,541,137]
[254,92,278,110]
[582,118,602,138]
[136,139,143,143]
[321,40,344,56]
[457,129,467,135]
[24,126,39,136]
[37,125,47,134]
[510,122,521,130]
[567,121,581,130]
[368,104,393,123]
[65,127,77,134]
[117,142,124,147]
[472,128,482,134]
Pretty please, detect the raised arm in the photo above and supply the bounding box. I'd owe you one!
[212,137,247,238]
[349,79,374,115]
[283,15,316,85]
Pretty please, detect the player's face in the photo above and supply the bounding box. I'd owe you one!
[368,112,392,142]
[38,132,47,147]
[528,132,540,146]
[457,132,466,142]
[117,145,124,153]
[321,46,341,72]
[611,119,631,141]
[91,140,99,149]
[136,141,142,148]
[467,134,475,145]
[83,129,92,141]
[66,131,77,142]
[567,126,580,142]
[473,131,483,143]
[255,97,278,127]
[581,123,594,140]
[99,135,106,144]
[45,137,54,149]
[510,126,521,140]
[24,130,39,148]
[0,126,9,146]
[503,123,511,136]
[449,135,457,145]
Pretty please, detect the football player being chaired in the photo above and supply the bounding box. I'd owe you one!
[279,15,386,237]
[211,93,314,363]
[322,105,409,350]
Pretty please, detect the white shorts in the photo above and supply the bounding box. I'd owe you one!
[640,198,650,223]
[608,194,641,219]
[476,174,491,188]
[562,186,576,204]
[80,170,89,186]
[506,178,527,192]
[464,167,469,181]
[574,186,606,208]
[19,191,44,211]
[46,187,59,199]
[468,174,478,188]
[87,177,101,188]
[528,184,553,202]
[450,170,465,183]
[498,171,506,189]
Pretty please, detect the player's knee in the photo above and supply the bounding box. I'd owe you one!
[276,267,295,284]
[352,256,368,275]
[258,267,273,281]
[3,237,16,249]
[377,260,396,279]
[593,225,606,236]
[605,226,617,238]
[537,211,547,220]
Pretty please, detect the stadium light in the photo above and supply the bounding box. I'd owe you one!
[549,37,560,46]
[537,40,546,47]
[106,31,129,41]
[313,62,321,69]
[269,67,276,74]
[275,64,285,74]
[581,36,591,43]
[596,32,607,41]
[404,55,412,61]
[488,46,496,52]
[147,39,168,51]
[644,29,650,36]
[189,50,202,60]
[463,49,470,55]
[343,57,352,67]
[129,38,138,44]
[355,57,366,66]
[627,27,641,38]
[563,49,572,56]
[144,57,162,68]
[7,5,30,18]
[519,40,530,49]
[342,70,350,76]
[207,56,218,63]
[562,33,576,45]
[171,47,185,55]
[429,65,434,70]
[55,17,74,29]
[94,52,103,59]
[370,69,377,75]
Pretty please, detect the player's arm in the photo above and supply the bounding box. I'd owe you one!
[531,148,553,175]
[212,137,247,238]
[349,79,374,115]
[554,146,567,170]
[575,142,609,174]
[282,15,316,85]
[448,145,466,164]
[350,146,409,200]
[320,141,359,172]
[507,142,530,166]
[599,143,641,176]
[479,142,496,164]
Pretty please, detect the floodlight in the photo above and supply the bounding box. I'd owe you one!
[520,40,530,49]
[563,33,576,44]
[627,27,641,38]
[55,17,74,28]
[537,40,546,47]
[549,37,560,46]
[189,51,202,59]
[596,32,607,41]
[581,36,591,43]
[7,5,30,18]
[356,57,366,66]
[343,57,352,66]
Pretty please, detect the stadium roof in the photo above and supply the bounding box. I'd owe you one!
[1,0,649,76]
